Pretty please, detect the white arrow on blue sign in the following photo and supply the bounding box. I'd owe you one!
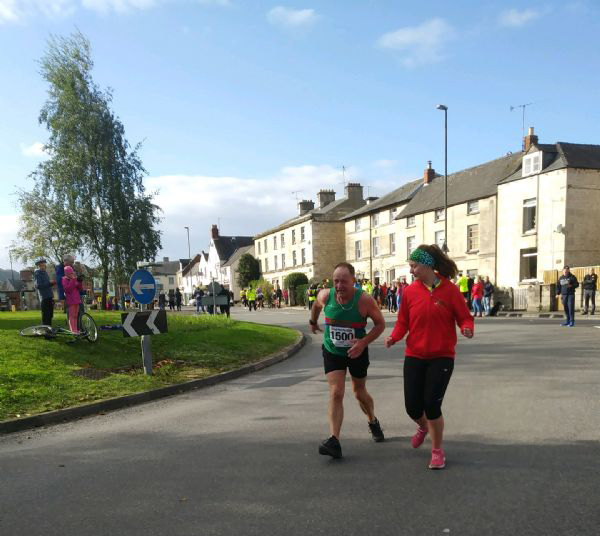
[129,269,157,305]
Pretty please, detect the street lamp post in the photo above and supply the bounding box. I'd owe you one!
[184,226,191,260]
[436,104,449,253]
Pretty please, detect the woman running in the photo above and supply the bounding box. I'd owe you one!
[385,244,473,470]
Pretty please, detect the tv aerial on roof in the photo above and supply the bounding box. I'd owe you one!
[510,102,534,145]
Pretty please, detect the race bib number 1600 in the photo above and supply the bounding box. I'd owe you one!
[329,326,355,347]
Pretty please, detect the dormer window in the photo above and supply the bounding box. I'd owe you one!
[522,151,542,177]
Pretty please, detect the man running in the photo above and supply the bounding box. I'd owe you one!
[309,262,386,459]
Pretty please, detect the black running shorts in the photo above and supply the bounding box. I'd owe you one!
[322,345,370,378]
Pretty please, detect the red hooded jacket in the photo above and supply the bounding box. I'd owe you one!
[390,276,474,359]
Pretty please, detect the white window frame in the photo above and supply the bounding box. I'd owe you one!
[355,240,362,260]
[355,218,362,232]
[274,255,278,270]
[523,198,537,234]
[389,233,396,254]
[281,253,285,269]
[435,230,445,249]
[467,200,479,215]
[292,250,297,266]
[390,207,398,221]
[372,236,380,257]
[522,151,542,177]
[407,236,416,258]
[467,224,479,252]
[273,236,277,250]
[292,229,296,244]
[406,215,416,228]
[280,233,285,247]
[434,208,445,222]
[301,248,306,265]
[300,227,305,242]
[371,213,379,227]
[264,239,268,253]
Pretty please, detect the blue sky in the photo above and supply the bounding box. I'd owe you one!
[1,0,599,269]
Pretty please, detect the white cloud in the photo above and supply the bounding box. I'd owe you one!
[82,0,155,14]
[377,18,455,67]
[0,0,228,21]
[267,6,317,29]
[498,8,541,27]
[145,164,357,257]
[0,0,74,22]
[373,159,398,169]
[20,141,48,158]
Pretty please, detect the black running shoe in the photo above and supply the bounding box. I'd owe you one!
[319,436,342,459]
[368,418,385,442]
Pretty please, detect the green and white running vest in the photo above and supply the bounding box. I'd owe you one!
[323,288,367,357]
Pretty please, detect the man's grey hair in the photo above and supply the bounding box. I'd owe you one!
[63,254,75,263]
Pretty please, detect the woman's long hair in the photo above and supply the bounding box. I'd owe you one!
[416,244,458,279]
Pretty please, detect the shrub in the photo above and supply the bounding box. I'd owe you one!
[296,283,309,306]
[284,272,308,289]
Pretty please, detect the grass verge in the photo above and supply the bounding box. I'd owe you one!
[0,310,298,421]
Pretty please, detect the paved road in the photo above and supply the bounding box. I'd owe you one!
[1,309,599,536]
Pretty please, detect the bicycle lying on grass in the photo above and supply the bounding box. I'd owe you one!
[20,312,98,343]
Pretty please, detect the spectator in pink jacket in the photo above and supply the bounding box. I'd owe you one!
[471,276,484,317]
[62,265,82,333]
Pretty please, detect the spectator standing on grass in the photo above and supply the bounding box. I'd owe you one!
[557,266,579,327]
[175,288,182,311]
[582,268,597,315]
[168,289,175,310]
[34,258,55,327]
[385,244,473,470]
[276,285,283,308]
[483,277,494,316]
[55,254,75,313]
[62,266,82,334]
[158,291,166,310]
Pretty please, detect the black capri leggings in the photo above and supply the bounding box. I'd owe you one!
[404,357,454,421]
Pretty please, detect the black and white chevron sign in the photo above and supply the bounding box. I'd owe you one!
[121,310,168,337]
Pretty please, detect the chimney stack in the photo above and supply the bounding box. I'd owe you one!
[423,161,436,185]
[211,224,219,239]
[317,189,336,208]
[344,182,364,201]
[524,127,538,152]
[298,200,315,216]
[163,257,169,262]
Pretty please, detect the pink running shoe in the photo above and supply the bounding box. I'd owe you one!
[411,426,428,448]
[429,448,445,470]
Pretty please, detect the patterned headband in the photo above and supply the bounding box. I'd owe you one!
[409,248,435,267]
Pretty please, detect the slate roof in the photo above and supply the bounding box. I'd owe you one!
[214,236,254,263]
[399,153,523,219]
[343,178,424,220]
[222,244,254,268]
[254,192,366,239]
[500,142,600,184]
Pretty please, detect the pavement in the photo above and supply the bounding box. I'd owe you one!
[0,309,599,535]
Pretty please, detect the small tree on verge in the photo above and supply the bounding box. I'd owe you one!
[21,31,161,307]
[237,253,260,288]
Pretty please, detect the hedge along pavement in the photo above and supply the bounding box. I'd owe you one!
[0,329,305,435]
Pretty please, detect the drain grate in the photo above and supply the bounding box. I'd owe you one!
[71,368,110,380]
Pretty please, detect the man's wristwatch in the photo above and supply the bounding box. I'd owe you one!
[309,319,317,326]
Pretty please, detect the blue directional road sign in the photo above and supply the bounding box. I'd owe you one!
[129,269,157,305]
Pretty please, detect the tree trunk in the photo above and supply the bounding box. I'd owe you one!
[101,267,109,310]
